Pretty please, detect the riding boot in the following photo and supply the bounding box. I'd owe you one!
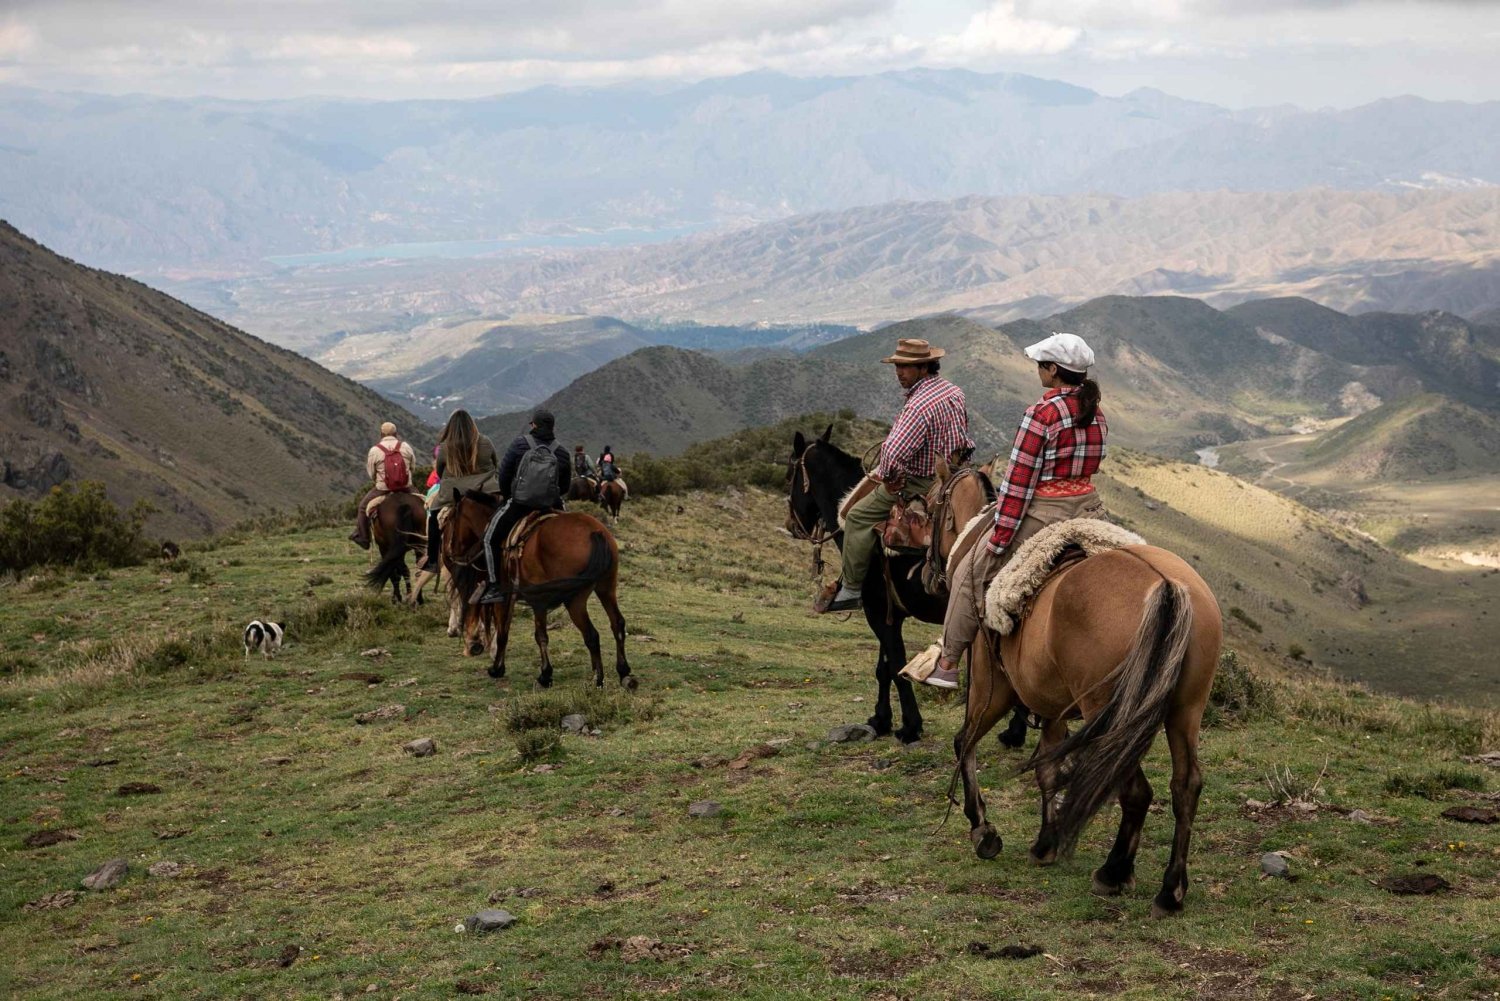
[420,512,440,571]
[350,509,371,550]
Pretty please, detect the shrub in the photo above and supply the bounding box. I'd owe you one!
[1383,768,1487,800]
[502,687,657,735]
[1227,607,1263,632]
[0,481,153,572]
[1287,643,1307,661]
[1203,650,1278,727]
[514,728,562,763]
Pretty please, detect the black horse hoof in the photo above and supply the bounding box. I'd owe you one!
[468,641,485,657]
[865,716,894,738]
[1091,870,1134,897]
[487,664,504,679]
[894,727,922,746]
[972,827,1003,860]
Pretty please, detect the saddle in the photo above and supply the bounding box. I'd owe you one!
[983,519,1146,635]
[499,511,560,595]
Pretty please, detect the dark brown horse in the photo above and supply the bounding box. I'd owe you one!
[364,492,427,604]
[955,544,1221,917]
[599,479,626,521]
[784,426,1028,746]
[447,492,633,689]
[567,476,599,503]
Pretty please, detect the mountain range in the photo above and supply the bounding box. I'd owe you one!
[3,69,1498,276]
[478,297,1500,458]
[0,222,422,537]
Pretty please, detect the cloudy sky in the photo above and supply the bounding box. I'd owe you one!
[1,0,1498,108]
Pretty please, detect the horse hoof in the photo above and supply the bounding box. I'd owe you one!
[972,828,1002,860]
[1091,871,1133,896]
[467,641,485,657]
[1028,847,1058,867]
[1150,898,1183,920]
[895,729,922,746]
[487,664,505,679]
[865,716,893,738]
[997,732,1026,749]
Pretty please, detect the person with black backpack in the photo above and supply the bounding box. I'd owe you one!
[473,409,572,605]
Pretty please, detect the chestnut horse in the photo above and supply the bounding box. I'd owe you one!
[599,480,626,521]
[364,492,427,604]
[567,476,599,503]
[446,492,633,689]
[956,544,1221,918]
[785,425,1027,746]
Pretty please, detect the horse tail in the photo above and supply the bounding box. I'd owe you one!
[1025,577,1194,856]
[365,502,416,591]
[518,530,613,612]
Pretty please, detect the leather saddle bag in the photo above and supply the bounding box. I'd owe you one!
[879,497,932,553]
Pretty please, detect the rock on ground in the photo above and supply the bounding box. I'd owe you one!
[827,724,877,743]
[354,704,405,724]
[688,800,723,819]
[1259,852,1290,879]
[463,909,517,932]
[403,737,437,757]
[147,861,181,878]
[82,858,129,890]
[560,714,589,734]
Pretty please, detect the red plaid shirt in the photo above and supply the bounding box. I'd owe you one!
[989,388,1108,554]
[878,375,973,481]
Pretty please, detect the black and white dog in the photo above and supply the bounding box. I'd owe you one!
[243,620,285,658]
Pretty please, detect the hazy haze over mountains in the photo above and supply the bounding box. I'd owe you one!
[2,70,1498,277]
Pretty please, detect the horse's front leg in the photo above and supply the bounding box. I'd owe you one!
[888,622,923,744]
[533,605,554,688]
[487,597,515,679]
[958,640,1014,859]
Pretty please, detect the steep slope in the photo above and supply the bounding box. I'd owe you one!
[0,222,426,536]
[1296,394,1500,480]
[1227,298,1500,408]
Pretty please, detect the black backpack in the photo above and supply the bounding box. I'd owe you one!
[511,436,561,508]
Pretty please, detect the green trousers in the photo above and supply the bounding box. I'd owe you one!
[840,474,934,590]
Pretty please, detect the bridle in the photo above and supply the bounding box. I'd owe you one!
[786,443,830,579]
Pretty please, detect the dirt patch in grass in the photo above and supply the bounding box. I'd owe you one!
[828,947,937,980]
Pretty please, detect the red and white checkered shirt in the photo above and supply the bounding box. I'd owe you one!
[878,375,974,481]
[989,388,1108,555]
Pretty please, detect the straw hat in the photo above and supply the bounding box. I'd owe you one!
[881,338,946,365]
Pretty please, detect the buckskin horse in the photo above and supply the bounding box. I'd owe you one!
[785,425,1027,746]
[955,532,1221,918]
[364,492,427,604]
[446,492,633,689]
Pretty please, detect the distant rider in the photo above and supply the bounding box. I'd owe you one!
[595,445,620,501]
[818,339,972,613]
[350,421,417,550]
[473,409,572,604]
[573,444,597,481]
[920,332,1108,688]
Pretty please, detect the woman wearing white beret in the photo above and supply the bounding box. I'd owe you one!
[920,332,1110,689]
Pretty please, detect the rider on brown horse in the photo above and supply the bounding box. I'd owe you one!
[923,332,1107,689]
[350,421,417,549]
[472,409,572,605]
[421,409,500,572]
[819,338,973,613]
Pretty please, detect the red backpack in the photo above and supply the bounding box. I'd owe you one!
[376,441,410,492]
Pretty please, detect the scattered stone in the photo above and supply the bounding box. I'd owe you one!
[81,858,129,890]
[155,829,190,840]
[23,890,80,911]
[463,909,517,933]
[1441,805,1497,824]
[276,944,301,968]
[85,758,119,767]
[1346,809,1374,824]
[688,800,723,819]
[1259,852,1290,879]
[1379,873,1451,895]
[827,724,877,743]
[116,782,162,796]
[1243,798,1269,810]
[359,648,390,658]
[560,714,589,734]
[403,738,438,758]
[147,861,181,878]
[23,829,80,848]
[338,671,384,685]
[395,677,419,688]
[805,741,824,751]
[967,942,1043,960]
[1462,750,1500,768]
[517,887,542,899]
[605,807,627,817]
[532,764,559,774]
[872,758,894,771]
[354,704,405,724]
[1143,499,1161,511]
[621,936,669,963]
[728,743,780,770]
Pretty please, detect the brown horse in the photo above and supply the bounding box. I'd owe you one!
[955,544,1221,918]
[448,492,633,689]
[567,476,599,503]
[599,479,626,521]
[364,492,427,603]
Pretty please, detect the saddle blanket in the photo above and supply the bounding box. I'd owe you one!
[983,519,1145,635]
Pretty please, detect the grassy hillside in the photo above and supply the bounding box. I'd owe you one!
[1296,394,1500,480]
[0,222,428,537]
[1,488,1496,1000]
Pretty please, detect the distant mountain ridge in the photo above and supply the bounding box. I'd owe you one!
[0,222,425,536]
[479,296,1499,458]
[2,69,1498,275]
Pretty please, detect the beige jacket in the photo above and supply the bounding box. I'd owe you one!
[366,436,417,491]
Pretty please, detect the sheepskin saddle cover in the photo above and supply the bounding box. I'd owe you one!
[983,519,1146,635]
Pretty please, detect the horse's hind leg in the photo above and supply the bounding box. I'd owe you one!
[998,704,1030,749]
[566,591,605,688]
[1093,765,1152,896]
[1151,711,1204,919]
[533,606,554,688]
[861,602,895,738]
[595,574,635,690]
[487,597,515,680]
[889,626,923,745]
[1028,718,1071,866]
[955,640,1015,860]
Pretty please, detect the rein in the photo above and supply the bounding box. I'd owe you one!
[786,444,830,580]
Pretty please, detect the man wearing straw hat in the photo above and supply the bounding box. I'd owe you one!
[818,337,973,613]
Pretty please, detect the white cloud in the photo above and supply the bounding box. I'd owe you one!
[928,2,1082,60]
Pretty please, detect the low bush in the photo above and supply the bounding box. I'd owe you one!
[503,687,657,735]
[0,481,153,572]
[1204,650,1278,727]
[514,728,562,763]
[1383,768,1487,800]
[1227,607,1263,633]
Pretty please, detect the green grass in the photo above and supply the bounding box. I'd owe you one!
[1,490,1498,999]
